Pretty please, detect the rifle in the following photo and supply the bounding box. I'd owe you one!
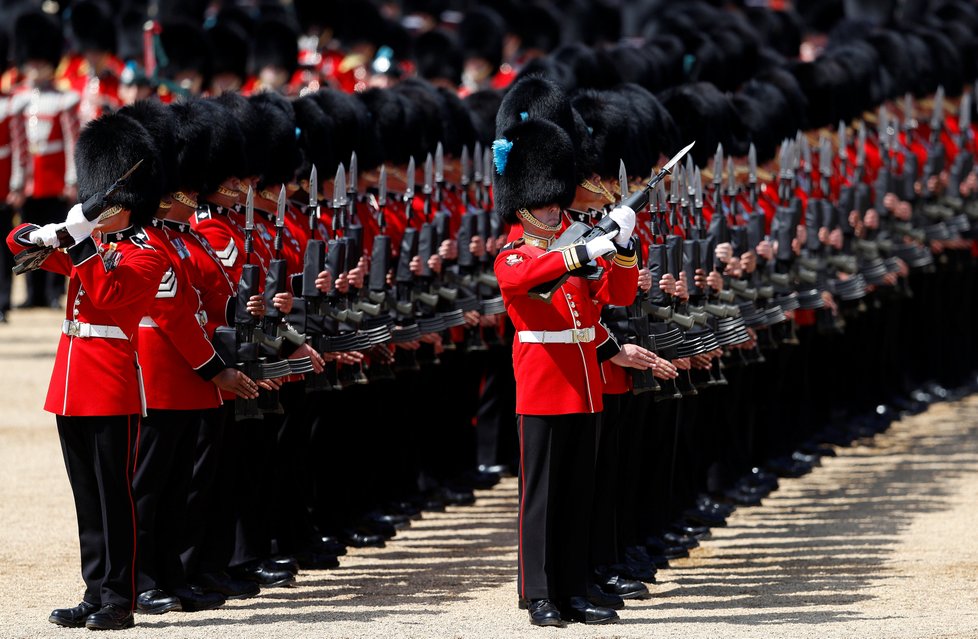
[222,187,290,419]
[527,141,695,302]
[300,165,338,392]
[14,160,144,274]
[391,157,424,371]
[261,186,310,401]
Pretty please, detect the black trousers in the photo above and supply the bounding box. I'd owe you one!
[21,197,66,307]
[516,412,597,601]
[181,404,235,578]
[56,414,140,610]
[132,408,199,592]
[590,393,622,572]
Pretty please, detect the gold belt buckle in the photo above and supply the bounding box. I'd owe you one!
[65,320,80,336]
[573,328,588,343]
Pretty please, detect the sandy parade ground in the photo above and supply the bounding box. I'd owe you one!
[2,302,978,639]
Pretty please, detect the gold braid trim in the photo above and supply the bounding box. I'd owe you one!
[518,207,562,232]
[173,191,198,208]
[613,251,638,269]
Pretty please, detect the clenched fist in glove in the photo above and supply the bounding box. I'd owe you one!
[64,203,98,244]
[585,234,617,261]
[28,223,64,248]
[607,205,635,247]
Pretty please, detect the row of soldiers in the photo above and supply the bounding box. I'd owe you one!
[7,3,978,633]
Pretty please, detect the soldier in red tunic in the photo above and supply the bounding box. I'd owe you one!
[9,9,81,309]
[6,103,167,631]
[491,117,638,627]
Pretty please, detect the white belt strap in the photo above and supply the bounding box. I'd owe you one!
[0,145,11,160]
[29,140,64,156]
[62,320,127,340]
[517,327,595,344]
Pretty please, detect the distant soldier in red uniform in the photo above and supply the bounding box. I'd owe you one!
[9,9,81,309]
[58,0,123,124]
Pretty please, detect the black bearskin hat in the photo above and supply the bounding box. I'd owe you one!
[75,113,165,227]
[570,88,630,179]
[159,17,213,82]
[67,0,116,54]
[496,73,595,174]
[491,117,577,224]
[293,94,335,184]
[356,87,418,166]
[615,83,680,177]
[659,82,747,165]
[212,91,263,178]
[168,98,246,195]
[206,21,249,84]
[412,28,463,87]
[310,87,378,171]
[515,2,562,56]
[13,9,63,68]
[117,99,179,194]
[458,6,505,70]
[251,18,299,76]
[436,86,477,157]
[248,91,302,187]
[464,88,504,147]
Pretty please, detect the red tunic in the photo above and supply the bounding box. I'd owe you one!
[138,224,225,410]
[495,237,638,415]
[9,84,80,198]
[8,224,167,416]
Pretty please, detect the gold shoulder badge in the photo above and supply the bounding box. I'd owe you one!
[505,253,525,266]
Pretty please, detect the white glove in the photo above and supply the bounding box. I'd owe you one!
[585,234,617,261]
[27,223,64,248]
[608,205,635,247]
[64,203,97,244]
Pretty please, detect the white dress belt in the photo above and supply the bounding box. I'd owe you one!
[517,327,595,344]
[62,320,127,340]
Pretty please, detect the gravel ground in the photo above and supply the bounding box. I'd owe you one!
[1,303,978,639]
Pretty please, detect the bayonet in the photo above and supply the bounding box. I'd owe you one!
[308,164,319,232]
[435,141,445,184]
[903,92,917,133]
[378,165,388,207]
[694,165,704,209]
[245,186,255,245]
[959,90,971,148]
[819,134,832,196]
[713,143,723,186]
[931,85,945,132]
[275,186,286,227]
[332,164,348,209]
[726,156,736,197]
[332,164,347,237]
[619,158,629,200]
[482,146,492,188]
[377,164,388,232]
[748,142,758,207]
[460,145,471,188]
[422,152,434,219]
[434,141,444,204]
[348,151,358,198]
[404,156,416,207]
